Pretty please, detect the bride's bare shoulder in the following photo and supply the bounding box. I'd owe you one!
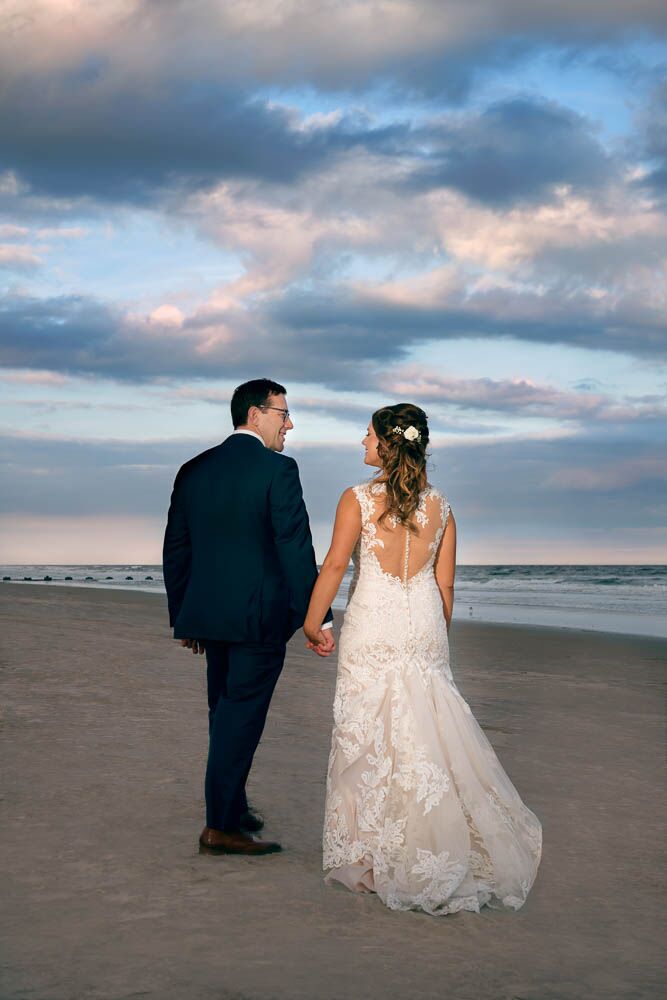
[333,488,363,535]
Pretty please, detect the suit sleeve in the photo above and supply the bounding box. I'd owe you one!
[162,468,191,628]
[268,457,333,630]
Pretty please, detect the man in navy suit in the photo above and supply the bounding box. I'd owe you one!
[163,378,334,855]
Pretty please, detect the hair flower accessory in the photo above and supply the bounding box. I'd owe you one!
[392,424,421,442]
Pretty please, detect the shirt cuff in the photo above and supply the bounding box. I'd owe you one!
[321,621,333,630]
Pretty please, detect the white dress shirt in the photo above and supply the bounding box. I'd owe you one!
[232,428,265,445]
[231,427,333,631]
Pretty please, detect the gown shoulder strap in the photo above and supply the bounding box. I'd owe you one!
[441,492,452,528]
[352,482,376,527]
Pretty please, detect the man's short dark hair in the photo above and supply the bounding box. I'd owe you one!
[231,378,287,428]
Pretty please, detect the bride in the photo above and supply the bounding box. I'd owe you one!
[303,403,542,916]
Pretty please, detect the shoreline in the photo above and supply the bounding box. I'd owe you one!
[2,577,665,640]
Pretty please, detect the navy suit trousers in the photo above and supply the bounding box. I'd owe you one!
[204,639,286,831]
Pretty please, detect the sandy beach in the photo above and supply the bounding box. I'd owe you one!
[1,583,665,1000]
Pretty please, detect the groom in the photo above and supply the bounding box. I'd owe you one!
[163,378,334,855]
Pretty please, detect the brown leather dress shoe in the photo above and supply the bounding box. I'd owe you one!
[240,807,264,832]
[199,826,281,855]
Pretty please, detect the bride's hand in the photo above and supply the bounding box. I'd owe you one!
[304,621,335,657]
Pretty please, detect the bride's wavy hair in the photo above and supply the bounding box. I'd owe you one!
[372,403,430,532]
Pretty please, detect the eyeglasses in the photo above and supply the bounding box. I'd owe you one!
[261,405,290,424]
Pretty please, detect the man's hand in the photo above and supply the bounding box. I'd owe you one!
[179,638,205,655]
[303,623,336,657]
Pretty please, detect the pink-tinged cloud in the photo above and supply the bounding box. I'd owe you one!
[0,224,28,238]
[0,244,41,267]
[35,226,88,239]
[0,369,69,385]
[453,535,667,564]
[384,368,667,423]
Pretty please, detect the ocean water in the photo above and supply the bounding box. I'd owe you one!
[2,563,665,638]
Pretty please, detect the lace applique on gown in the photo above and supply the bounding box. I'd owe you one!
[322,481,542,915]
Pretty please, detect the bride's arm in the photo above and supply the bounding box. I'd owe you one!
[435,511,457,632]
[303,488,361,644]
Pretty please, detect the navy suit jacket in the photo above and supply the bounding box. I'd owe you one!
[163,433,332,644]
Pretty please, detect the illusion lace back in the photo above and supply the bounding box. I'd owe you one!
[322,481,542,915]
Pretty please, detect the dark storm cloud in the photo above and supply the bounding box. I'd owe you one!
[0,79,616,212]
[0,74,408,203]
[0,295,157,377]
[0,0,663,212]
[270,285,667,362]
[0,292,382,386]
[405,99,613,205]
[1,276,665,392]
[638,80,667,198]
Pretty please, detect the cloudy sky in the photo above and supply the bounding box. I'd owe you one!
[1,0,666,564]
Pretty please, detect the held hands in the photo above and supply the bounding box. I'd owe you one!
[303,621,336,658]
[179,638,205,655]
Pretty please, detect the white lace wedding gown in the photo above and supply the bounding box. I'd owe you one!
[323,481,542,915]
